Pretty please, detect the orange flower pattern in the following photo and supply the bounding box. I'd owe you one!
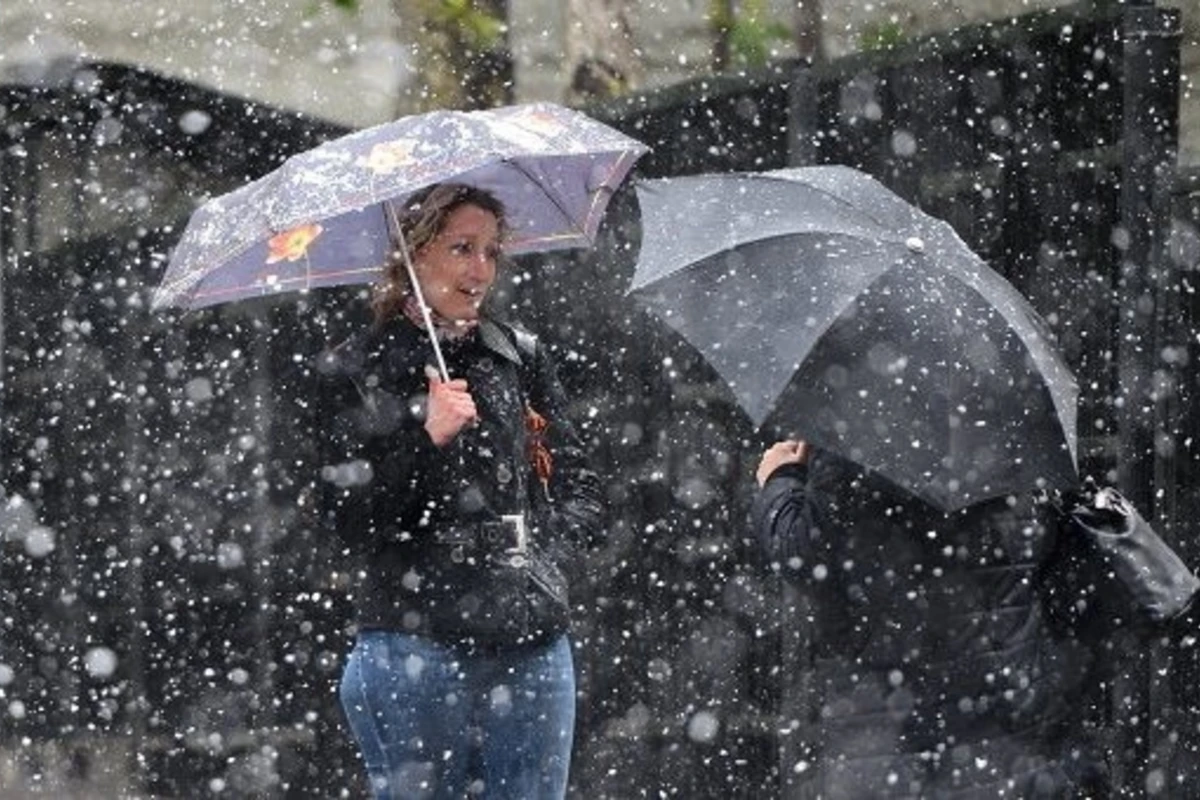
[266,223,323,264]
[512,109,566,137]
[361,139,417,174]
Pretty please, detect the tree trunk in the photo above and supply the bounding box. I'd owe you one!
[710,0,734,73]
[794,0,824,64]
[462,0,513,109]
[396,0,513,112]
[564,0,642,104]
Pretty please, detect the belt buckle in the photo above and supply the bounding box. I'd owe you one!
[499,514,527,568]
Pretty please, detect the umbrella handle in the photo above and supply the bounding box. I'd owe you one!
[389,205,450,382]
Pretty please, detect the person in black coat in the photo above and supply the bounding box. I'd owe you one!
[319,183,605,799]
[752,438,1199,799]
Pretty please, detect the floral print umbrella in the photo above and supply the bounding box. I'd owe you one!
[152,102,649,310]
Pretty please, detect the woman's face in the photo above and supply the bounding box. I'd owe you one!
[414,202,501,323]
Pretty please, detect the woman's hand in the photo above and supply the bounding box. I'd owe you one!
[756,439,810,487]
[424,368,478,447]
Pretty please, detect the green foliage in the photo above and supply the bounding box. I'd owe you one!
[729,16,790,68]
[709,0,792,70]
[319,0,502,53]
[425,0,505,51]
[859,19,908,52]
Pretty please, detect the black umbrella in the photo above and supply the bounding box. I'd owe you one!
[629,166,1078,512]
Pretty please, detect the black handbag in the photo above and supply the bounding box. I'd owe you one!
[1039,478,1200,635]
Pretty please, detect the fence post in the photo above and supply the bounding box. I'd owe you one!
[1115,0,1179,513]
[787,61,819,167]
[0,146,10,490]
[1112,2,1181,794]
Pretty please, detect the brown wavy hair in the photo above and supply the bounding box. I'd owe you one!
[370,183,508,327]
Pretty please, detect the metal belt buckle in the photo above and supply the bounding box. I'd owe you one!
[500,513,527,568]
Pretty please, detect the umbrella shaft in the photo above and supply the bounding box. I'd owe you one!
[389,204,450,382]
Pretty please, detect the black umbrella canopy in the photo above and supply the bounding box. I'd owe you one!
[630,166,1078,511]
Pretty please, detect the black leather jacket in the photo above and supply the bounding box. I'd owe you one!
[318,315,604,649]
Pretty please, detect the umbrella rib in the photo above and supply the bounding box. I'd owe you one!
[582,149,638,234]
[155,232,272,308]
[629,227,905,293]
[753,170,909,233]
[184,265,383,306]
[502,158,587,240]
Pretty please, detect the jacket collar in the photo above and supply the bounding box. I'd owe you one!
[477,318,522,366]
[375,315,521,367]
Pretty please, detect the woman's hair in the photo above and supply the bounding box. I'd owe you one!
[370,182,507,327]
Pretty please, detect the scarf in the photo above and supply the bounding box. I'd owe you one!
[401,294,480,342]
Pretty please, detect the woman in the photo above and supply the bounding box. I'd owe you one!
[319,183,605,799]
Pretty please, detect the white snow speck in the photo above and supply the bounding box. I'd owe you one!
[686,709,720,743]
[85,647,118,679]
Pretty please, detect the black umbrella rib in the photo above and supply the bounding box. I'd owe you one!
[754,173,898,233]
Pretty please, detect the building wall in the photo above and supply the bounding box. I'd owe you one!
[0,0,1195,158]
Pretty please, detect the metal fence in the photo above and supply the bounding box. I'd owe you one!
[1,2,1197,797]
[558,2,1199,796]
[0,63,362,795]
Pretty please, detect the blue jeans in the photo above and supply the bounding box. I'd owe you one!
[339,631,576,799]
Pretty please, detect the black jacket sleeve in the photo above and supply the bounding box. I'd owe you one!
[317,334,454,552]
[750,449,849,572]
[750,461,817,568]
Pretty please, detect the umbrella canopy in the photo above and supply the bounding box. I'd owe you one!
[153,102,648,310]
[630,166,1078,512]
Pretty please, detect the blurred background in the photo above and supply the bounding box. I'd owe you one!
[2,1,1200,797]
